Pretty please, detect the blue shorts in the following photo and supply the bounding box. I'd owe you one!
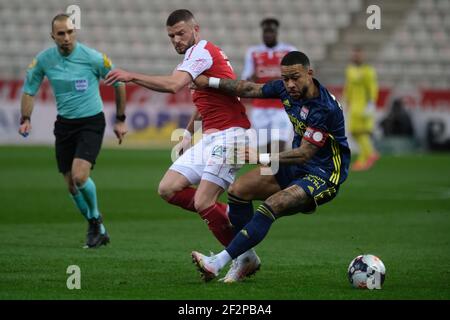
[274,164,339,207]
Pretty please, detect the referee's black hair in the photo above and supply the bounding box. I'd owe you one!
[281,51,310,68]
[260,18,279,28]
[166,9,195,26]
[51,13,71,31]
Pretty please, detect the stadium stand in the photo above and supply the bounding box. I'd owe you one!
[0,0,448,87]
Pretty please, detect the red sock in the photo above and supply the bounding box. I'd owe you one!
[199,203,234,246]
[167,187,196,212]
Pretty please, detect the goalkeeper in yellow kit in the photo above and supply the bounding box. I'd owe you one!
[344,47,379,171]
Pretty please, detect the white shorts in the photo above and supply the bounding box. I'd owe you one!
[251,107,294,147]
[170,127,247,190]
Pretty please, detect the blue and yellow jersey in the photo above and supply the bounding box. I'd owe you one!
[262,78,351,185]
[23,42,122,119]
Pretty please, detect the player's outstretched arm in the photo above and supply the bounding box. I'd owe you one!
[194,75,264,98]
[18,93,34,137]
[105,69,192,94]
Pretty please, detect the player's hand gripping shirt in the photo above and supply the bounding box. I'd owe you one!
[23,42,121,119]
[177,40,250,132]
[262,78,351,185]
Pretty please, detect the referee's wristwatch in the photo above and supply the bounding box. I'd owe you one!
[115,114,126,122]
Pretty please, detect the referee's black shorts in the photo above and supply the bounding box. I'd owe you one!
[53,112,106,174]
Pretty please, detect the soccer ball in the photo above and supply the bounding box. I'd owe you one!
[348,254,386,289]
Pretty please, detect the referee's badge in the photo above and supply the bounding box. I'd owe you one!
[28,58,37,69]
[75,79,88,92]
[103,53,112,69]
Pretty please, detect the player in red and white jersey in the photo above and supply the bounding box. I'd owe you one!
[180,39,250,132]
[105,9,260,281]
[241,18,296,152]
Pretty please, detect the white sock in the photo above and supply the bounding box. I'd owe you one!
[215,250,232,270]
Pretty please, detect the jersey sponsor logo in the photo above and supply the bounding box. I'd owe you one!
[102,53,112,69]
[288,114,307,136]
[74,79,88,92]
[28,58,37,69]
[255,66,281,78]
[300,106,309,120]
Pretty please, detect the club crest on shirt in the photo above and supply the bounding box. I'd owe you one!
[300,106,309,120]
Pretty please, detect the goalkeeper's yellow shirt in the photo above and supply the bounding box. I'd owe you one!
[343,64,378,117]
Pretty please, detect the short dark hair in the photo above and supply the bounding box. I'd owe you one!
[51,13,71,31]
[166,9,195,26]
[281,51,310,68]
[260,18,279,29]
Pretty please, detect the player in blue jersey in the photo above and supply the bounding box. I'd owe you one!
[18,14,128,248]
[190,51,351,282]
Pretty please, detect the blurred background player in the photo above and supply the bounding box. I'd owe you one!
[344,46,379,171]
[191,51,350,281]
[241,18,296,152]
[105,9,261,279]
[18,14,128,248]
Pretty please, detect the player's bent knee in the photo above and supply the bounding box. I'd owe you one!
[67,185,78,195]
[193,196,215,213]
[72,172,88,187]
[299,198,317,214]
[228,182,251,200]
[157,182,175,201]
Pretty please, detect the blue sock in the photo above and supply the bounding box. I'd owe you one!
[78,178,100,219]
[226,203,276,259]
[79,178,106,234]
[228,193,254,235]
[70,190,90,221]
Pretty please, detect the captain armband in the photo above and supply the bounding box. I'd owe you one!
[303,127,329,147]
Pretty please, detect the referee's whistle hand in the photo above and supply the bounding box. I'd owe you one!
[18,122,31,138]
[113,122,128,145]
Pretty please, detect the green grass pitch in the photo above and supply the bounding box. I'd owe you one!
[0,146,449,299]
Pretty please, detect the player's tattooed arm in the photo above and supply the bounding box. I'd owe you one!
[194,75,264,98]
[275,139,319,165]
[218,79,265,98]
